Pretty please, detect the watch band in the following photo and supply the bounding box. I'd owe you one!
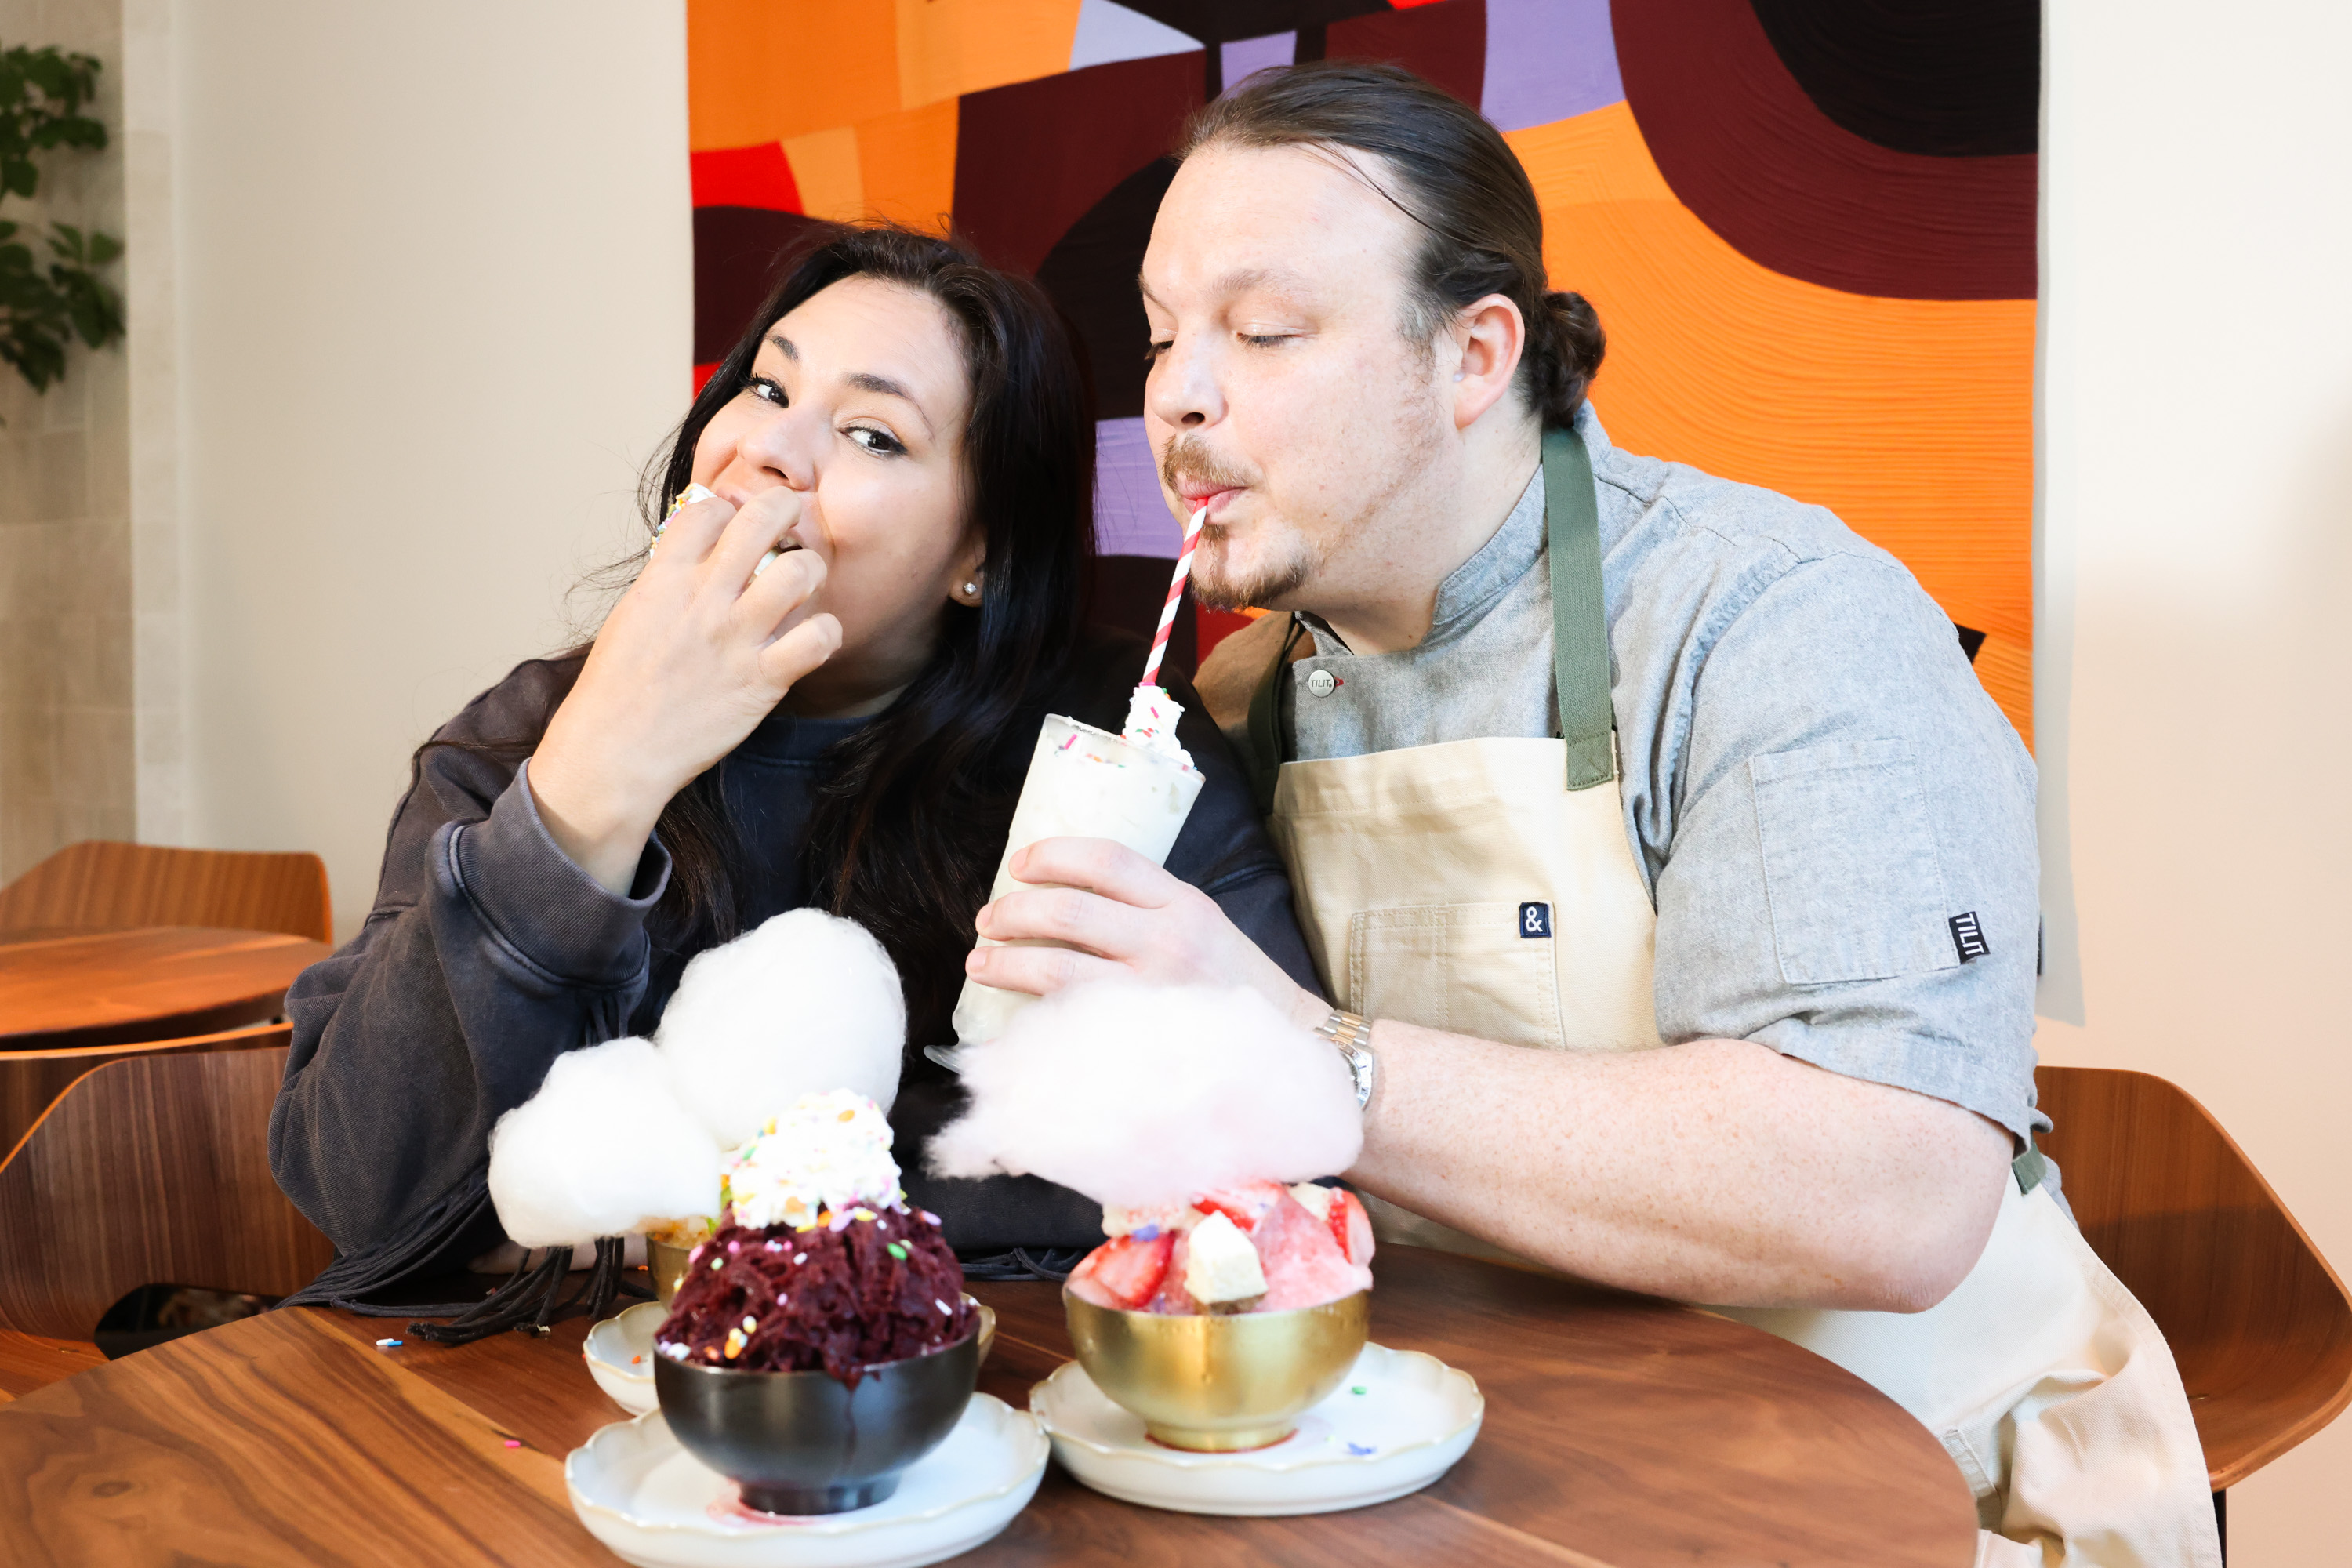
[1315,1010,1375,1109]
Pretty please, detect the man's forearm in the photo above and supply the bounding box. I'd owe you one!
[1351,1025,2013,1312]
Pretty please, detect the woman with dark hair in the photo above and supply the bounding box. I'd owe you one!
[270,223,1317,1298]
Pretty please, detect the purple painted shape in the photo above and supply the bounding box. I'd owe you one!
[1482,0,1623,132]
[1094,417,1181,558]
[1221,31,1296,94]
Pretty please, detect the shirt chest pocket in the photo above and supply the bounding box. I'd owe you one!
[1345,903,1566,1051]
[1748,738,1959,985]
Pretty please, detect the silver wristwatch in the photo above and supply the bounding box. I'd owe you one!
[1316,1009,1376,1109]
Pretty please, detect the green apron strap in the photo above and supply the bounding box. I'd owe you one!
[1243,615,1308,815]
[1542,424,1615,791]
[2013,1132,2047,1196]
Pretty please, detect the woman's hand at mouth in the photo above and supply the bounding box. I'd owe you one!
[529,487,843,893]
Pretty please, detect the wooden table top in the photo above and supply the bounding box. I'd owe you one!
[0,926,330,1050]
[0,1247,1976,1566]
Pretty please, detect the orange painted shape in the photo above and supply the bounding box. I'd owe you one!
[783,128,865,221]
[690,143,799,212]
[894,0,1084,111]
[856,98,960,232]
[688,0,901,150]
[1507,103,2035,745]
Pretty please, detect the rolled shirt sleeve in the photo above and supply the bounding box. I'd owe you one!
[1608,479,2042,1143]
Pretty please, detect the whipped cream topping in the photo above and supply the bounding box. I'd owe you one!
[1120,684,1195,768]
[723,1090,904,1231]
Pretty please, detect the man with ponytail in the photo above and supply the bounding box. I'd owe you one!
[967,61,2216,1565]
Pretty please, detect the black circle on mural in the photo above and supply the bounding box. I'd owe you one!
[1034,158,1181,423]
[1748,0,2039,158]
[1114,0,1392,45]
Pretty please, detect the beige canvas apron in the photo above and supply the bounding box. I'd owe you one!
[1244,429,2220,1567]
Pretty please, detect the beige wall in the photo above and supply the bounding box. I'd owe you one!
[0,0,134,881]
[151,0,691,939]
[2038,0,2352,1555]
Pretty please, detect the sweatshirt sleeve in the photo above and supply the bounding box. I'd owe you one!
[268,663,672,1264]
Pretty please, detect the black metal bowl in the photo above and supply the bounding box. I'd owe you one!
[652,1328,981,1515]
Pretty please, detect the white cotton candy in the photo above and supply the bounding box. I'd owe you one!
[486,1036,724,1247]
[927,978,1362,1208]
[655,908,906,1149]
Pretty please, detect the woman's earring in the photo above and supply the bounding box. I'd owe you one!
[963,580,979,600]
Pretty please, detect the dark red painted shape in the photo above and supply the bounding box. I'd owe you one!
[1613,0,2035,301]
[1327,0,1484,110]
[953,51,1206,279]
[692,206,830,366]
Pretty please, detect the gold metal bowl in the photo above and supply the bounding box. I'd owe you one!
[649,1238,695,1306]
[1063,1288,1370,1451]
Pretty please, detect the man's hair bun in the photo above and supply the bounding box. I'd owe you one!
[1528,290,1606,427]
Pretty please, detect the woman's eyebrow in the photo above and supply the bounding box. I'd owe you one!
[765,333,933,437]
[844,371,932,436]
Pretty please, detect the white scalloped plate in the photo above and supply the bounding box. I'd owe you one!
[585,1301,667,1414]
[565,1395,1046,1568]
[1030,1342,1482,1515]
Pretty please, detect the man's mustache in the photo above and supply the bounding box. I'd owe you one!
[1159,435,1257,498]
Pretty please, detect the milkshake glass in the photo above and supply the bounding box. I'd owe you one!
[951,698,1203,1043]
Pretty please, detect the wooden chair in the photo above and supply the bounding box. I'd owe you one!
[2,1022,294,1167]
[2037,1066,2352,1508]
[0,1044,334,1347]
[0,840,332,943]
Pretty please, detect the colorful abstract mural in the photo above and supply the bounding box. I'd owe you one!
[685,0,2038,742]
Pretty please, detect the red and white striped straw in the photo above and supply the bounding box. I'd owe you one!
[1138,503,1208,689]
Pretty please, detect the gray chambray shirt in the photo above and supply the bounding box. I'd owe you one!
[1284,405,2043,1143]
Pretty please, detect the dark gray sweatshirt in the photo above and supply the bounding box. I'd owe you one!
[269,633,1319,1300]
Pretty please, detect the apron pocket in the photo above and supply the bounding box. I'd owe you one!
[1748,737,1958,984]
[1346,904,1566,1051]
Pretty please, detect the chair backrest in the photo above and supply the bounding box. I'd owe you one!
[2037,1065,2352,1489]
[0,840,332,943]
[0,1044,335,1341]
[1,1022,294,1167]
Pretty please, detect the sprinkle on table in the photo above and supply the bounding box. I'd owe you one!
[1350,1385,1367,1396]
[503,1439,523,1450]
[374,1338,403,1348]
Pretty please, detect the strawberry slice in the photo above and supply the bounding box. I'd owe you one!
[1329,1189,1374,1265]
[1073,1231,1174,1309]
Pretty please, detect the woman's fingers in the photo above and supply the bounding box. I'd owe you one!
[735,541,827,643]
[757,611,842,692]
[706,486,804,590]
[648,488,735,567]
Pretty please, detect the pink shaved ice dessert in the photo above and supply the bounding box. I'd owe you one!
[1066,1180,1374,1316]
